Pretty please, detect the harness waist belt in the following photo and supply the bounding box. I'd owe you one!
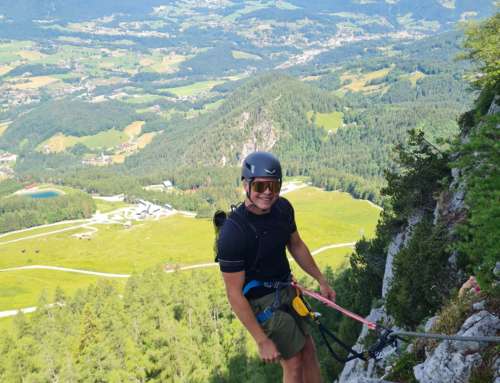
[242,279,291,296]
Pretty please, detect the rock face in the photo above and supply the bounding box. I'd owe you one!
[382,211,423,298]
[337,308,389,383]
[239,111,278,161]
[413,310,500,383]
[338,212,423,383]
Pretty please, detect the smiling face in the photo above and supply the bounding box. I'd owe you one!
[244,177,281,213]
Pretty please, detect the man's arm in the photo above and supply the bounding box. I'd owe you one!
[221,271,281,363]
[287,231,336,300]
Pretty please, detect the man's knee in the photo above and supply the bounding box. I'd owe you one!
[301,336,320,367]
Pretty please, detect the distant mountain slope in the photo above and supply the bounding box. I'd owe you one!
[125,74,343,173]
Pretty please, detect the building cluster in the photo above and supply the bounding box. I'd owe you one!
[82,153,113,166]
[143,180,174,192]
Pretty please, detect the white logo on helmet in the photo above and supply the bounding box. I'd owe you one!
[250,165,255,174]
[264,169,276,175]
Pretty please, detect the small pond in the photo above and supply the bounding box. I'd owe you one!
[28,190,61,199]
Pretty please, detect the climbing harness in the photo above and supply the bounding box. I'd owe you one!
[243,278,293,323]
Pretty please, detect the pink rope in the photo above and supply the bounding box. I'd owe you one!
[292,282,377,330]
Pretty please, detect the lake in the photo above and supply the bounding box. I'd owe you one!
[28,190,61,199]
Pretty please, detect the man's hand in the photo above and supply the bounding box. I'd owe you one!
[319,281,336,302]
[257,338,281,363]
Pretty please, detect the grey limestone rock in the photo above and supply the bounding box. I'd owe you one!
[382,211,423,298]
[413,310,500,383]
[337,308,402,383]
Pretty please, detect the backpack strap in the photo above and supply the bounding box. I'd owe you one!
[228,207,261,271]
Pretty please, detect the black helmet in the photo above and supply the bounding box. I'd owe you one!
[241,151,282,181]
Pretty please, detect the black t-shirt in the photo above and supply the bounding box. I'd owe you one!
[217,197,297,297]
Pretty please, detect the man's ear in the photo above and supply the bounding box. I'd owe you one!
[243,180,249,193]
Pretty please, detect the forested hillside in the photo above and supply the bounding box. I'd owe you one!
[0,100,139,151]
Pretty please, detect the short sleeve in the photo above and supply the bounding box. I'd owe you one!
[217,219,247,273]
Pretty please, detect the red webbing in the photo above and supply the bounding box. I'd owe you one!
[292,282,377,330]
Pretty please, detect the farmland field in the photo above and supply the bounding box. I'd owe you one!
[0,222,86,243]
[307,111,344,133]
[94,199,130,213]
[9,76,60,90]
[39,129,129,152]
[340,67,392,93]
[124,121,144,138]
[232,50,261,60]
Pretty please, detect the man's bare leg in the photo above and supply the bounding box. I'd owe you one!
[301,335,321,383]
[281,352,303,383]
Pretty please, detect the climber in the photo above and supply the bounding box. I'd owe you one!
[216,151,336,383]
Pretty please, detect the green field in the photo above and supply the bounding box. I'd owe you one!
[0,222,85,242]
[166,80,226,97]
[123,94,170,105]
[94,199,130,213]
[232,50,261,60]
[0,187,380,312]
[223,2,270,22]
[38,128,129,152]
[0,217,213,273]
[286,188,380,249]
[81,129,128,148]
[307,111,344,133]
[0,269,127,310]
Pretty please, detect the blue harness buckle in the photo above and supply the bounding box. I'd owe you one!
[243,278,292,323]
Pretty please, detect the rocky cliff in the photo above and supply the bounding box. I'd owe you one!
[337,94,500,383]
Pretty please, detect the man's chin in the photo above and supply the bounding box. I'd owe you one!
[255,198,275,210]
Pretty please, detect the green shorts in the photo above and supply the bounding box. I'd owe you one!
[249,286,309,360]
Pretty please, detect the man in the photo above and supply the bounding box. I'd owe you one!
[217,151,336,383]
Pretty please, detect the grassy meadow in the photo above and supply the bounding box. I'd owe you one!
[0,187,381,315]
[38,129,129,152]
[340,66,393,93]
[307,111,344,133]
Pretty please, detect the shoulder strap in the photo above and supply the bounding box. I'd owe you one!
[228,205,262,272]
